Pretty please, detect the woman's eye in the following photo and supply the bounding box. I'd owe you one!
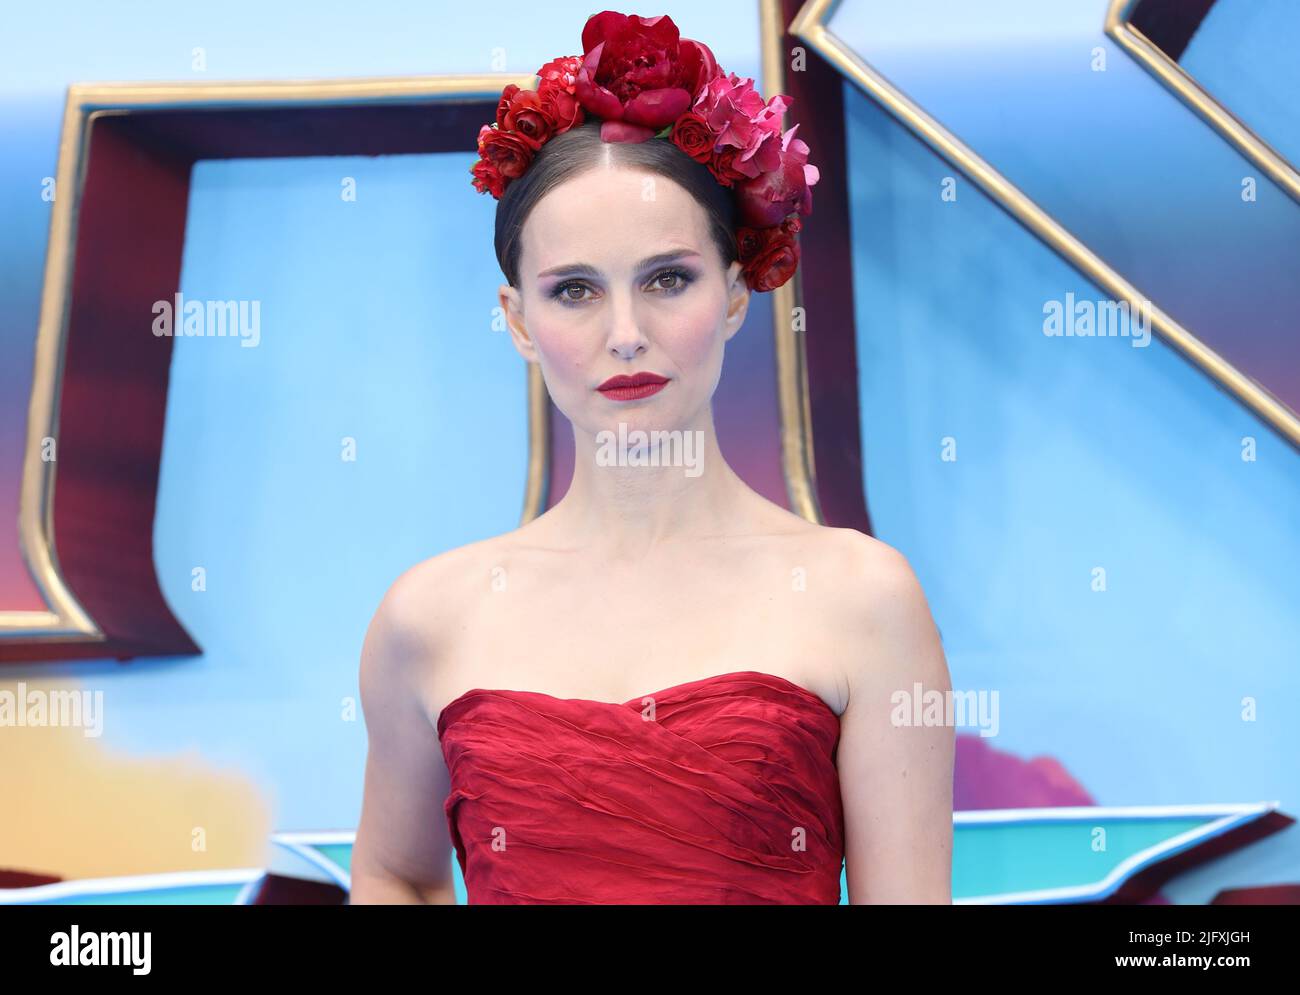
[650,269,692,293]
[553,282,591,303]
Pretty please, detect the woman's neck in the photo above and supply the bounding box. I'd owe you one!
[539,407,763,562]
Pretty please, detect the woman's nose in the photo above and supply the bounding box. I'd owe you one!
[605,291,648,358]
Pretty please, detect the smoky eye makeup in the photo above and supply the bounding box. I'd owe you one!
[547,266,699,306]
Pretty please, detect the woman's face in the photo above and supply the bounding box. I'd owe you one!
[500,165,750,439]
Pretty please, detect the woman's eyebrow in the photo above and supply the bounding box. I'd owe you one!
[537,249,701,280]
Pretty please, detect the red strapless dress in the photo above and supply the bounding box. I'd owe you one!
[436,670,844,904]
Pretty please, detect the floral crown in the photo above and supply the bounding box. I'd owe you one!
[469,10,819,293]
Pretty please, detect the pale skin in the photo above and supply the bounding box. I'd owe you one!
[350,153,954,904]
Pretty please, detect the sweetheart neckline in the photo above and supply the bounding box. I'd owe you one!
[434,668,840,734]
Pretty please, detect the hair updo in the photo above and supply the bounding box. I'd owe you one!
[493,119,739,289]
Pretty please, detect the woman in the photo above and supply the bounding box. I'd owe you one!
[351,11,953,904]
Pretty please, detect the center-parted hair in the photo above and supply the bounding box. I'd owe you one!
[493,120,739,289]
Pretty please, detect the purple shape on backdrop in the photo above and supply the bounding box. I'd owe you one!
[954,733,1096,811]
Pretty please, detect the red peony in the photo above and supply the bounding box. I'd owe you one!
[574,11,721,143]
[737,215,802,292]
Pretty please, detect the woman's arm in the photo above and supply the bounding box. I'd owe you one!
[351,575,458,905]
[836,539,954,904]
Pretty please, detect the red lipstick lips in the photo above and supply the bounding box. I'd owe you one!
[597,371,670,401]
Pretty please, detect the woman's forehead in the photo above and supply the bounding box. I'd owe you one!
[523,171,707,274]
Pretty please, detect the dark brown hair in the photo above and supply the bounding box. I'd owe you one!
[494,119,738,288]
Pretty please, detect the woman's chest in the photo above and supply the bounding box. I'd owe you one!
[424,559,851,718]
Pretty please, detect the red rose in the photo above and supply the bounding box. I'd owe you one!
[500,87,554,147]
[708,146,749,187]
[669,110,714,163]
[476,124,537,182]
[538,54,579,89]
[735,125,820,227]
[574,11,721,143]
[736,226,767,261]
[737,216,802,292]
[539,87,584,135]
[537,55,582,92]
[470,157,505,198]
[495,84,519,128]
[537,55,586,135]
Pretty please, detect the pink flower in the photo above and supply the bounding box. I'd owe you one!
[734,123,820,227]
[693,73,787,186]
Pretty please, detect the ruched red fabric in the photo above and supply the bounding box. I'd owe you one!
[436,670,844,904]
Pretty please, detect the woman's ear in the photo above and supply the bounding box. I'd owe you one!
[499,284,538,362]
[722,260,750,342]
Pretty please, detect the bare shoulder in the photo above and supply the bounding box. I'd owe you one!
[749,498,918,595]
[359,533,515,700]
[820,527,929,612]
[807,526,948,697]
[766,518,923,602]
